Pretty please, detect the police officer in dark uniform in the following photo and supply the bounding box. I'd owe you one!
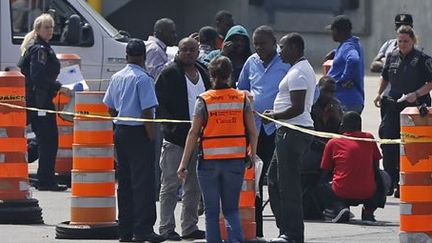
[19,14,68,191]
[374,25,432,197]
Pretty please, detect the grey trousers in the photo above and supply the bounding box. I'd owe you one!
[159,140,201,236]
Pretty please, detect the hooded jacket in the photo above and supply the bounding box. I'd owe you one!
[203,25,252,86]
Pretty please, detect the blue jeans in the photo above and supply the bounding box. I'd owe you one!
[197,159,245,243]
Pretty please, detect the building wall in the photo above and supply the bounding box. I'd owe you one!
[102,0,432,68]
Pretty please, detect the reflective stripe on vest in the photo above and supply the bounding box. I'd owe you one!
[200,89,247,160]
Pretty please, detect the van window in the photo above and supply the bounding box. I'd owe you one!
[11,0,94,47]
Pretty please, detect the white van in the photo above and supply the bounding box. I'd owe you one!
[0,0,128,87]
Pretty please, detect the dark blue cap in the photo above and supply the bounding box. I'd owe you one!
[395,14,413,26]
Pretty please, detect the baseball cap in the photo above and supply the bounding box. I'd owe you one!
[126,38,146,57]
[395,14,413,26]
[326,15,352,31]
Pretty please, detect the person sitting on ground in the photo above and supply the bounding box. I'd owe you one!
[316,112,384,223]
[301,76,343,219]
[312,76,343,134]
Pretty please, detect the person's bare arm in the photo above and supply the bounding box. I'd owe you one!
[374,78,390,107]
[142,108,155,141]
[244,107,257,160]
[108,108,118,117]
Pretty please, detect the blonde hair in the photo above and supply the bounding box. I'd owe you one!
[20,13,54,55]
[397,25,417,45]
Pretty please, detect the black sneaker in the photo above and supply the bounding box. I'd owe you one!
[37,184,68,191]
[394,186,400,198]
[361,208,376,222]
[324,208,350,223]
[162,231,181,241]
[182,229,206,240]
[134,232,165,243]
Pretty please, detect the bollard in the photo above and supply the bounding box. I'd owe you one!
[399,107,432,243]
[56,91,118,239]
[0,71,43,224]
[220,167,257,242]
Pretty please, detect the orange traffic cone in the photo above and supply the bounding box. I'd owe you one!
[56,91,118,239]
[399,107,432,243]
[0,71,43,224]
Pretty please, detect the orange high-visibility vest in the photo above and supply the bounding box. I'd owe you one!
[200,88,247,160]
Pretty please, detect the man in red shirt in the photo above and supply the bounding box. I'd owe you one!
[318,112,383,223]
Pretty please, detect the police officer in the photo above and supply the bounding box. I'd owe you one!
[374,25,432,197]
[370,14,414,73]
[19,14,68,191]
[103,39,164,243]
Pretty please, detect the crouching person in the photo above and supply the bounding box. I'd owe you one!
[317,112,386,223]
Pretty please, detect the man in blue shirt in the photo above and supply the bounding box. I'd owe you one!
[237,25,290,238]
[325,15,365,114]
[103,39,164,243]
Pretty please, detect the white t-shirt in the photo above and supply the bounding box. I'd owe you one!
[273,59,316,128]
[186,72,206,119]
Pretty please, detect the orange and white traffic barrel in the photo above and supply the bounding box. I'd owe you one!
[52,54,81,183]
[399,107,432,243]
[56,91,117,239]
[220,167,257,241]
[0,71,43,224]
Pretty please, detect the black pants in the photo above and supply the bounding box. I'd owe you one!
[268,127,313,242]
[28,108,58,186]
[316,182,379,211]
[255,127,275,237]
[115,125,156,238]
[379,101,401,189]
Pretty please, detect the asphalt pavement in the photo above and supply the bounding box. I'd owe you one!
[0,74,403,243]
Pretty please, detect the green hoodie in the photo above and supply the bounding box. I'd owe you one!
[203,25,252,85]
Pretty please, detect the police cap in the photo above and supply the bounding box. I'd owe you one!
[126,38,146,57]
[326,15,352,31]
[395,14,413,26]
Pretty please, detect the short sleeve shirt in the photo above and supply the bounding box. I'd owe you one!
[103,64,158,126]
[321,131,382,199]
[382,48,432,100]
[273,59,316,127]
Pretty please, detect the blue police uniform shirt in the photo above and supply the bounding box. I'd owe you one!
[237,53,290,135]
[103,64,158,126]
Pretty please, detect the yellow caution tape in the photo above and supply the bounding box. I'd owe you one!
[255,112,432,145]
[0,101,430,144]
[0,102,190,123]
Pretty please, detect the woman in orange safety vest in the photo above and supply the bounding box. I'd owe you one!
[178,56,257,243]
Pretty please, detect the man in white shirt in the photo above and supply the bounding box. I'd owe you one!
[263,33,315,243]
